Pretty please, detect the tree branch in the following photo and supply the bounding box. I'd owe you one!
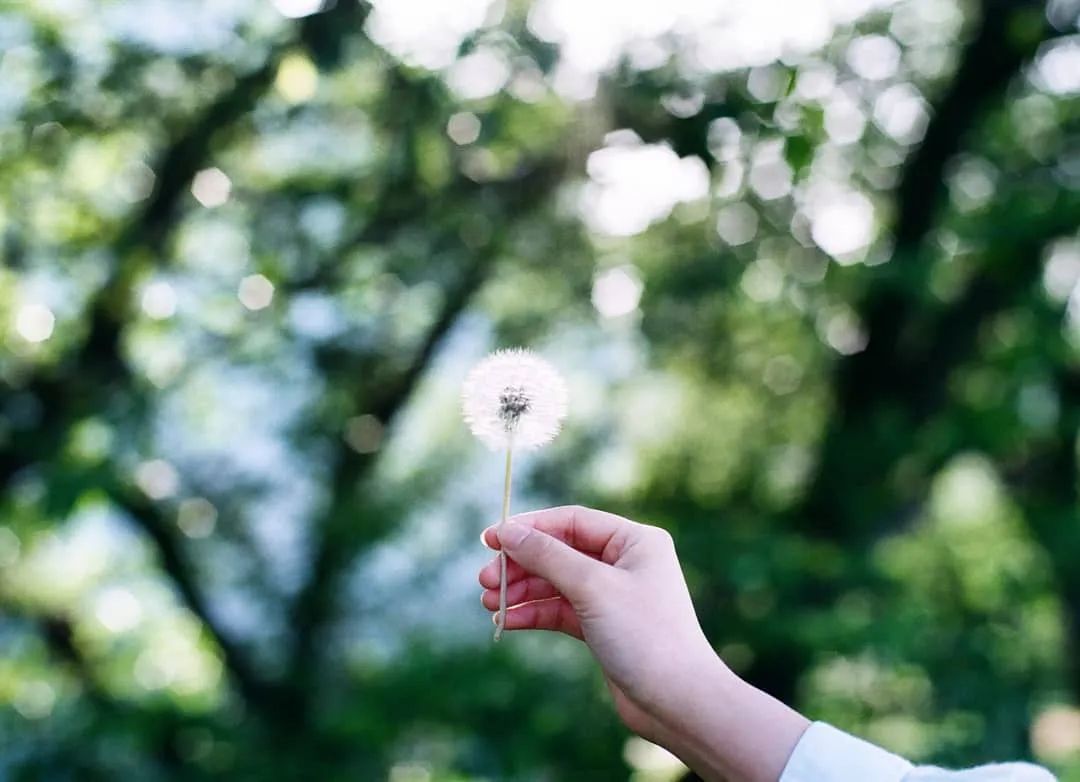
[0,599,186,771]
[795,0,1055,541]
[1,2,373,491]
[282,158,569,712]
[733,189,1080,705]
[106,484,288,715]
[738,0,1067,698]
[0,3,375,719]
[801,191,1080,540]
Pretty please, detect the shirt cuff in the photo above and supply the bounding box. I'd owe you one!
[779,722,913,782]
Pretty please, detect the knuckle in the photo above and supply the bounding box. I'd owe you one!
[637,522,674,549]
[565,504,589,526]
[652,526,675,547]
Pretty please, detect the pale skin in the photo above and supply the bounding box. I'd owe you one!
[478,505,811,782]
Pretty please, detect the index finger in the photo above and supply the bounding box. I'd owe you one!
[482,505,632,562]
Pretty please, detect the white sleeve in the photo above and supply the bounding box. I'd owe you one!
[779,722,1058,782]
[778,722,912,782]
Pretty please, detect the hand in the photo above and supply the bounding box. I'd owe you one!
[479,505,717,732]
[478,505,809,782]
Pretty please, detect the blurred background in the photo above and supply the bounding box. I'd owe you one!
[2,0,1080,779]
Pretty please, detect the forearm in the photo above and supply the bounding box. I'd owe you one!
[650,658,810,782]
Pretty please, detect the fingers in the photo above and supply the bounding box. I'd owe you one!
[494,521,606,602]
[482,505,632,561]
[478,548,605,590]
[478,554,529,589]
[493,597,583,640]
[481,575,560,610]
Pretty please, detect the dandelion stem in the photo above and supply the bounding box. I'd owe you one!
[494,439,514,641]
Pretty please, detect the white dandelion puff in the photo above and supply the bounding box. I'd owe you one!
[461,347,568,641]
[461,348,568,451]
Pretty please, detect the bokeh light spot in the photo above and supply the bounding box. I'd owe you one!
[740,258,784,303]
[824,90,866,145]
[820,307,868,355]
[344,414,384,454]
[1043,239,1080,302]
[191,167,231,208]
[624,736,687,780]
[177,497,218,538]
[795,62,836,100]
[275,53,319,103]
[846,34,901,81]
[141,280,177,320]
[273,0,324,18]
[592,265,644,318]
[748,142,793,200]
[446,48,510,100]
[808,189,875,260]
[716,203,758,246]
[446,112,481,145]
[582,133,708,236]
[1032,705,1080,762]
[238,274,275,311]
[366,0,495,70]
[1033,36,1080,96]
[15,303,55,343]
[136,459,180,500]
[95,586,143,633]
[119,161,157,203]
[14,681,55,720]
[873,83,929,143]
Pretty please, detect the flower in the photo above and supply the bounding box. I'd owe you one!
[461,348,568,451]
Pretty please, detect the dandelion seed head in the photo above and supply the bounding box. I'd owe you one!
[462,348,568,451]
[498,386,531,426]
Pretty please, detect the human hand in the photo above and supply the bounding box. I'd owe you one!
[478,505,721,739]
[478,505,809,782]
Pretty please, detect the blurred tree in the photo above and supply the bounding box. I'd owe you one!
[1,0,1080,780]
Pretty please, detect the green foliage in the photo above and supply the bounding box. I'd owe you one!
[2,0,1080,779]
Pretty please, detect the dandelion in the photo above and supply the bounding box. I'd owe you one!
[462,348,568,640]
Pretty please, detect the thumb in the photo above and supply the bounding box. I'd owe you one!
[497,521,602,602]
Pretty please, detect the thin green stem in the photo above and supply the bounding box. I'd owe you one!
[494,440,514,641]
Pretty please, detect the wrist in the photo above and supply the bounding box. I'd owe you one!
[649,647,739,731]
[652,656,810,782]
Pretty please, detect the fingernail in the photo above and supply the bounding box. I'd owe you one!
[498,521,529,548]
[480,529,492,549]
